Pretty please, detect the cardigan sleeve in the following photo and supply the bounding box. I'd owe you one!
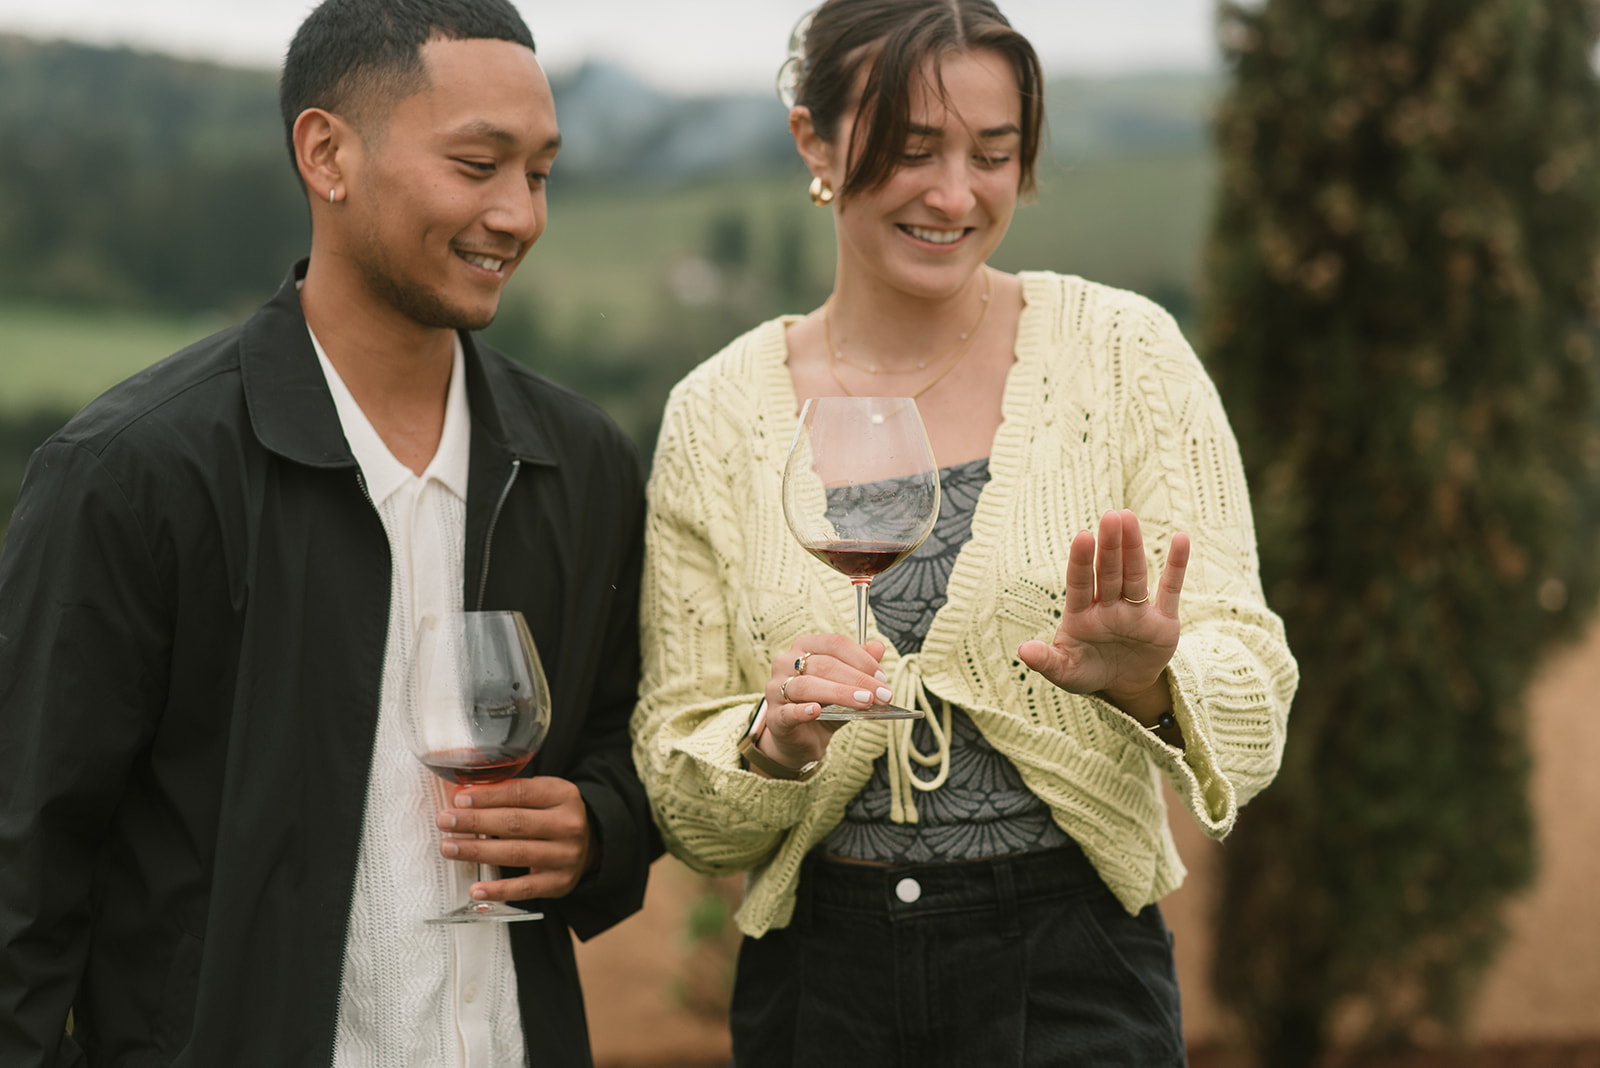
[631,377,829,877]
[1103,299,1298,837]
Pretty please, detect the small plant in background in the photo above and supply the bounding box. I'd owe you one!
[671,875,743,1021]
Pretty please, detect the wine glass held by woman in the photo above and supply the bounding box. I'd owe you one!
[632,2,1297,1064]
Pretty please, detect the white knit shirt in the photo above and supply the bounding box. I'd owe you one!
[311,329,527,1068]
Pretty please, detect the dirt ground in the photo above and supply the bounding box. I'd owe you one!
[1189,1044,1600,1068]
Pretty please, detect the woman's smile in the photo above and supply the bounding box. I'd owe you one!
[899,223,971,246]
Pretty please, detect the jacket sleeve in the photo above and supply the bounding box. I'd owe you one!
[630,385,826,879]
[0,442,171,1067]
[548,435,664,940]
[1103,300,1299,837]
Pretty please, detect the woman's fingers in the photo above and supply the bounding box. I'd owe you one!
[1093,509,1125,602]
[763,692,824,732]
[768,668,894,717]
[1064,512,1181,610]
[767,634,890,720]
[1156,531,1190,615]
[777,633,883,677]
[1017,638,1071,691]
[1117,510,1150,602]
[1063,529,1098,613]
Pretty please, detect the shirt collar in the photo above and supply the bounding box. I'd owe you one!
[307,327,471,506]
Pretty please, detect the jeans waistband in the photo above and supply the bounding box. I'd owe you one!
[799,842,1103,924]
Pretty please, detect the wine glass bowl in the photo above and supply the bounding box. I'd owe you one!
[783,397,940,720]
[408,609,551,923]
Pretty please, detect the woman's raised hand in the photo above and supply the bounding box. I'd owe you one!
[1018,509,1189,723]
[753,634,891,775]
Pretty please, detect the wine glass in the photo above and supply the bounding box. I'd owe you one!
[407,609,552,924]
[783,396,940,720]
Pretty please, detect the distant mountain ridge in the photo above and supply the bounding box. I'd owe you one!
[0,34,1215,185]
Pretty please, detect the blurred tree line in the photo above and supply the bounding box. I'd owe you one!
[1203,0,1600,1063]
[0,36,306,311]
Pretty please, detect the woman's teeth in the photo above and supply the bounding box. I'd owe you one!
[904,225,964,245]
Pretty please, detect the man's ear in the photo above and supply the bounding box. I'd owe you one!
[293,107,353,206]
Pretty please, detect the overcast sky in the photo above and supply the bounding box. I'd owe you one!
[0,0,1218,92]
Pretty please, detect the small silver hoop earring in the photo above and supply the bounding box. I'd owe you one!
[329,188,337,205]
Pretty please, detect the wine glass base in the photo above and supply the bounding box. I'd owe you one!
[817,703,924,721]
[425,901,545,925]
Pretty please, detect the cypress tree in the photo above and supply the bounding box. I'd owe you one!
[1201,0,1600,1061]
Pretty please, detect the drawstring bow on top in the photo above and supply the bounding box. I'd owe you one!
[882,654,953,824]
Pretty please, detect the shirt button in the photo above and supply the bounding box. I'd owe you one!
[463,982,479,1004]
[895,877,922,904]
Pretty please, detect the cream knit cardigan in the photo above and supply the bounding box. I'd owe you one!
[632,272,1297,936]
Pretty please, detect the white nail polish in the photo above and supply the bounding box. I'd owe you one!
[876,686,893,703]
[854,690,872,704]
[874,670,888,683]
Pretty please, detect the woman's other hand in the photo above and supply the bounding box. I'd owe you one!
[754,634,890,775]
[1018,509,1190,725]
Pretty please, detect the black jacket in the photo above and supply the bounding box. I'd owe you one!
[0,265,657,1066]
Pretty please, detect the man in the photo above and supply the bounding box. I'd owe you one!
[0,0,656,1063]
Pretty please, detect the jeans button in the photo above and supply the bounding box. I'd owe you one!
[895,877,922,903]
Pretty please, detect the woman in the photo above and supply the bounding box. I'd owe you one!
[632,1,1297,1063]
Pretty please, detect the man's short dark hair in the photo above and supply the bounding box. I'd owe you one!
[280,0,537,183]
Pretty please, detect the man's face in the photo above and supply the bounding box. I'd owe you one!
[341,37,559,331]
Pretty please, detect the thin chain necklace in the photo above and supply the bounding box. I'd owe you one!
[824,267,992,400]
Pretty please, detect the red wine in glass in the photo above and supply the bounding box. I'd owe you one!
[407,610,551,924]
[803,539,919,579]
[418,744,536,787]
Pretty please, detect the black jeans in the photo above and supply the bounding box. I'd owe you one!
[730,845,1186,1068]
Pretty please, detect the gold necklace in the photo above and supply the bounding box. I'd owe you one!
[823,267,992,399]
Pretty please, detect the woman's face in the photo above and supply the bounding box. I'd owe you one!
[824,47,1024,302]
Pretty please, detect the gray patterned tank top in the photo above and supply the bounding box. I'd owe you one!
[819,458,1072,863]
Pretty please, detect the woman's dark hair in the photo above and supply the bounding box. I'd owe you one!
[279,0,536,184]
[792,0,1045,198]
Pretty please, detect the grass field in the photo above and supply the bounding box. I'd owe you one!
[0,304,236,415]
[0,149,1213,416]
[508,148,1213,348]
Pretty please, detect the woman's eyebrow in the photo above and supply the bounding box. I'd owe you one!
[905,122,1021,139]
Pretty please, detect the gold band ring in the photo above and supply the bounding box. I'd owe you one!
[1123,591,1151,605]
[794,652,812,674]
[780,676,797,702]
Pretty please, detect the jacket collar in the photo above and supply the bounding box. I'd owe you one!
[240,261,559,469]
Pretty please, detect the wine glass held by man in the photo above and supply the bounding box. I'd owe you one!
[633,0,1296,1063]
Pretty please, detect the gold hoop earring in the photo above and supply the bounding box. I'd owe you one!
[809,176,835,207]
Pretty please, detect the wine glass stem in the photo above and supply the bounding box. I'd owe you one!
[852,577,872,646]
[475,834,494,895]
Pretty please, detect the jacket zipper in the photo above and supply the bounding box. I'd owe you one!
[474,459,521,611]
[330,468,387,1065]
